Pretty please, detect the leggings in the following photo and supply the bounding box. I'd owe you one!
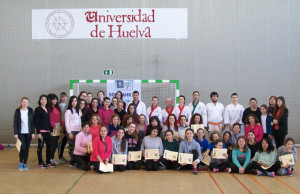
[145,160,159,171]
[248,161,281,174]
[37,132,52,165]
[18,133,31,164]
[209,162,228,172]
[181,149,199,169]
[50,136,59,159]
[67,131,80,165]
[159,157,180,170]
[58,130,68,159]
[127,161,142,170]
[273,130,286,149]
[74,154,90,171]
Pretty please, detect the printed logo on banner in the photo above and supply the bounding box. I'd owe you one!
[45,10,74,38]
[115,80,133,91]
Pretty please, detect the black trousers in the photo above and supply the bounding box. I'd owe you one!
[67,131,80,165]
[127,161,142,170]
[91,161,109,174]
[273,130,286,148]
[37,132,52,165]
[159,157,180,170]
[18,133,31,164]
[228,161,252,173]
[58,130,68,159]
[114,165,127,172]
[209,162,228,172]
[50,136,59,159]
[181,149,199,169]
[248,161,281,174]
[145,160,159,171]
[74,154,90,171]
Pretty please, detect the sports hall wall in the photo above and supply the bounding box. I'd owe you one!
[1,0,299,144]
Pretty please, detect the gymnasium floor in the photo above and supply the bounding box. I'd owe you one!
[0,148,299,194]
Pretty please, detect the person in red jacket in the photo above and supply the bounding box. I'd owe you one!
[90,126,112,173]
[244,114,264,142]
[98,97,114,127]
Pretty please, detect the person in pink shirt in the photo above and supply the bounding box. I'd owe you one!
[89,114,101,141]
[74,122,92,171]
[90,126,113,173]
[98,97,114,127]
[245,114,264,142]
[47,94,62,165]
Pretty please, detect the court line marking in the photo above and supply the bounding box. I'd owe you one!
[65,171,87,194]
[275,177,300,194]
[206,171,225,194]
[231,174,252,194]
[247,175,272,194]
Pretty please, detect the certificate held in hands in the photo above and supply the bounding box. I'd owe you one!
[128,151,142,161]
[87,142,93,152]
[178,153,193,164]
[145,149,160,160]
[212,148,227,159]
[53,123,63,136]
[279,154,295,166]
[191,124,204,134]
[99,162,114,172]
[16,138,22,152]
[112,154,127,165]
[163,150,178,161]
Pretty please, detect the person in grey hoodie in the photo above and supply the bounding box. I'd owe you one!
[112,128,128,171]
[277,138,297,176]
[141,127,163,171]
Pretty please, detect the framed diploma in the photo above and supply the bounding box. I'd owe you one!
[163,150,178,161]
[201,154,211,166]
[279,154,295,166]
[16,138,22,152]
[191,124,204,133]
[99,162,114,172]
[178,153,193,164]
[112,154,127,165]
[53,125,63,136]
[212,148,227,159]
[87,142,93,152]
[145,149,160,160]
[128,151,142,161]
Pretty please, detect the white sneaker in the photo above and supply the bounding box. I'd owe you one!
[50,159,59,165]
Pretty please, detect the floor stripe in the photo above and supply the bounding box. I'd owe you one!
[231,174,252,194]
[247,175,272,194]
[275,177,300,194]
[65,172,87,194]
[206,171,225,194]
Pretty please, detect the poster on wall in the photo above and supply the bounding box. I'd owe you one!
[32,8,188,39]
[107,80,141,104]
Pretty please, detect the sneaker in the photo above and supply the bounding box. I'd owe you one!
[228,168,232,174]
[69,163,75,167]
[46,163,56,168]
[223,168,229,173]
[50,159,59,165]
[213,168,219,173]
[257,171,263,176]
[18,163,23,171]
[198,166,208,171]
[250,169,258,175]
[38,163,47,169]
[59,157,68,163]
[22,164,28,170]
[287,169,292,176]
[193,167,198,175]
[267,172,275,178]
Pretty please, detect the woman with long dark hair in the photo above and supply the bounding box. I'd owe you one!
[111,128,128,171]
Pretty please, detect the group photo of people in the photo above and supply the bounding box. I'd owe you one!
[13,90,296,178]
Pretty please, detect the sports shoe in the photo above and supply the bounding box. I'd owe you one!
[22,164,28,170]
[257,171,263,176]
[38,163,47,169]
[287,169,292,176]
[193,167,198,175]
[46,163,56,168]
[227,168,232,174]
[223,168,229,173]
[50,159,59,165]
[267,172,275,178]
[18,163,23,171]
[213,168,219,173]
[59,157,68,163]
[198,166,208,171]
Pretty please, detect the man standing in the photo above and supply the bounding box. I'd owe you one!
[188,91,207,127]
[162,98,175,126]
[242,98,261,124]
[206,92,225,136]
[126,91,146,116]
[224,93,244,133]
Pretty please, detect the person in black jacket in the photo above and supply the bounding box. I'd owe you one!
[13,97,35,171]
[273,96,289,148]
[34,94,54,168]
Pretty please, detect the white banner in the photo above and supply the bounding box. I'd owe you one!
[32,8,188,39]
[107,80,141,105]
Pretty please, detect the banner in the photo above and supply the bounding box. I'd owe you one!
[32,8,188,39]
[107,80,141,105]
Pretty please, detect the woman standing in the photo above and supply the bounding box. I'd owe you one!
[115,91,126,109]
[89,114,101,141]
[163,114,180,140]
[108,114,121,137]
[13,97,35,171]
[126,103,138,124]
[136,114,147,140]
[34,94,54,168]
[273,96,289,148]
[98,97,114,127]
[90,126,113,173]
